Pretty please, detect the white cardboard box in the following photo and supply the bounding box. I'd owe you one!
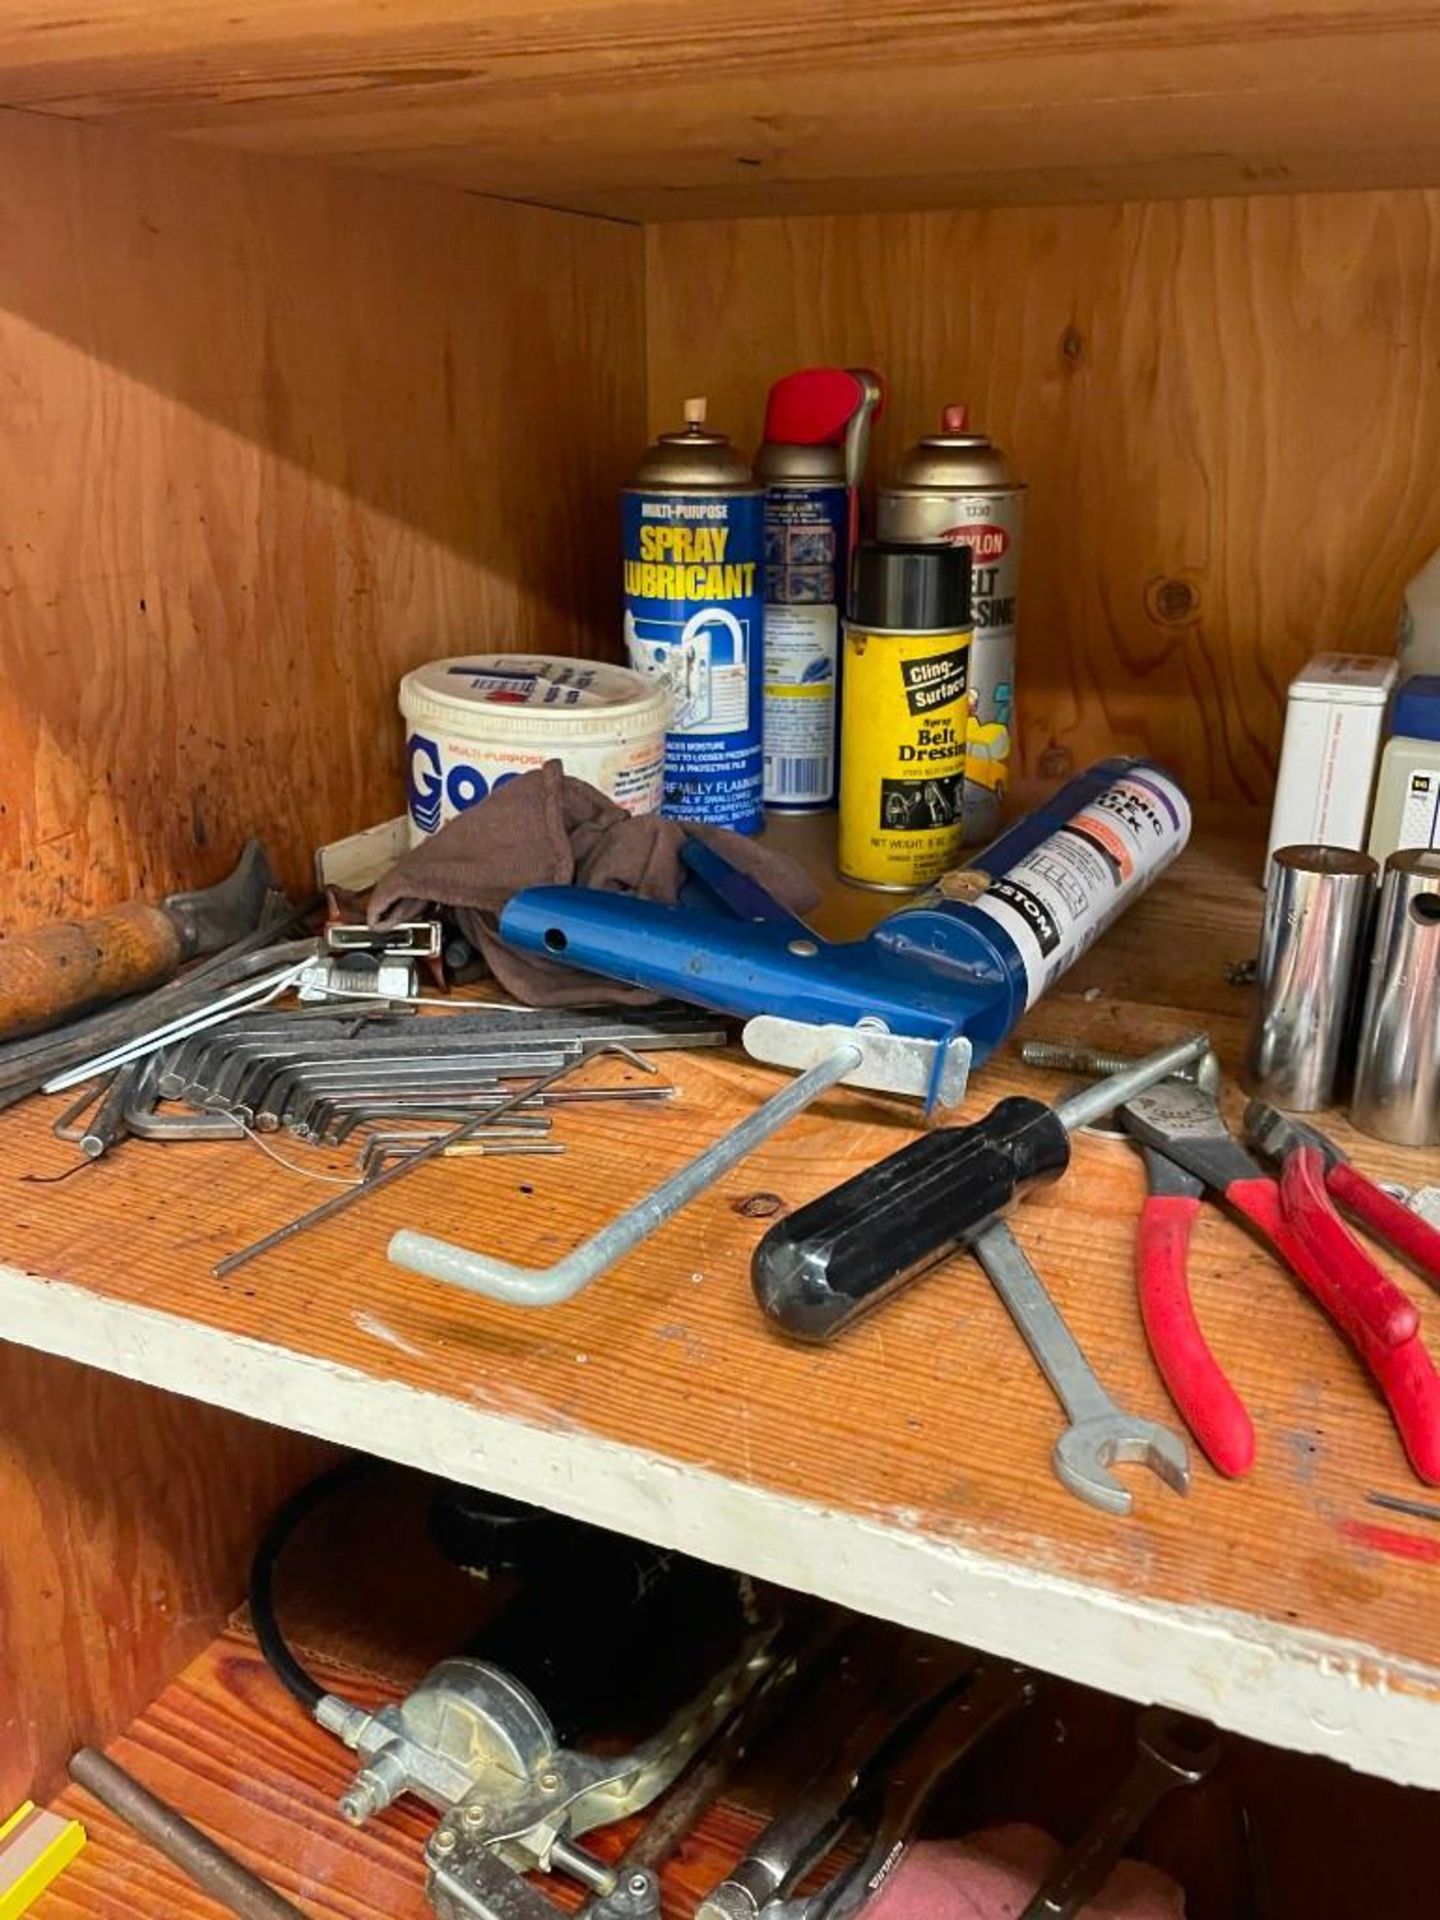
[1266,652,1397,877]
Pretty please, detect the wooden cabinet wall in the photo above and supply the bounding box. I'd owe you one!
[0,107,643,929]
[0,105,640,1806]
[0,1347,324,1808]
[648,193,1440,803]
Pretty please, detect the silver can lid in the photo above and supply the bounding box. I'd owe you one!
[888,403,1013,491]
[632,397,757,491]
[754,439,845,486]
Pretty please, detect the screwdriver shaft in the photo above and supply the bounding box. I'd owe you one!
[1053,1033,1211,1135]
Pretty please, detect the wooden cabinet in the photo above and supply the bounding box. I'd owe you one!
[2,8,1439,1913]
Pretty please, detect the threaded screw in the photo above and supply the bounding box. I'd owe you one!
[1019,1038,1221,1096]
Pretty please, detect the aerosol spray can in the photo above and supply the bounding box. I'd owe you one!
[756,368,884,811]
[623,399,764,833]
[839,541,974,890]
[877,406,1024,844]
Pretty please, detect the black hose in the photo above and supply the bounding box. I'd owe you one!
[248,1456,373,1712]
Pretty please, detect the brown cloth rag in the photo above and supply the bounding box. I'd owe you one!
[369,761,822,1007]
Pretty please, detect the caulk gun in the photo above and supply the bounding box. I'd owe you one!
[498,758,1191,1112]
[388,761,1191,1308]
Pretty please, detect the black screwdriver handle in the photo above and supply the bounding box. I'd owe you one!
[752,1096,1072,1342]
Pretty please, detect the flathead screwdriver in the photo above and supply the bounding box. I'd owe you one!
[752,1032,1211,1342]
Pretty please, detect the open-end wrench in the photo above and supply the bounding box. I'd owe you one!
[972,1222,1190,1516]
[796,1659,1038,1920]
[1020,1708,1220,1918]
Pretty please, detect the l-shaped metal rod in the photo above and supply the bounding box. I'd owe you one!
[388,1045,864,1308]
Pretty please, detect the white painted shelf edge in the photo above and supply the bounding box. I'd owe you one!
[2,1264,1436,1791]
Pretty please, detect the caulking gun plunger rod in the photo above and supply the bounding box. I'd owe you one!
[389,1033,1210,1311]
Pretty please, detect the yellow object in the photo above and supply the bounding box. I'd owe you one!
[0,1802,86,1917]
[964,714,1011,794]
[838,620,973,889]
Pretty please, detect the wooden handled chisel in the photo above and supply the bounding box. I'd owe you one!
[0,839,275,1041]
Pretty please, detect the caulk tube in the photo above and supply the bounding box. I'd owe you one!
[877,758,1192,1022]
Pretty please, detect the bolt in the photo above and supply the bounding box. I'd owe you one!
[1019,1038,1221,1098]
[539,1770,560,1792]
[462,1803,488,1829]
[629,1872,651,1896]
[338,1789,370,1826]
[433,1828,457,1855]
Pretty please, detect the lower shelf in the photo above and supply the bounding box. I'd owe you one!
[26,1587,1440,1920]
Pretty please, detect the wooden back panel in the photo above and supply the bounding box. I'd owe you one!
[0,108,641,928]
[647,192,1440,802]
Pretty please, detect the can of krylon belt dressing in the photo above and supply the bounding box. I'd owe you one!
[877,405,1024,846]
[839,541,974,890]
[623,399,764,833]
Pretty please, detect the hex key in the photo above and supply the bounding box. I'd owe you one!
[225,1020,718,1121]
[159,1011,402,1096]
[246,1053,573,1130]
[313,1081,676,1146]
[184,1013,723,1107]
[179,1024,455,1105]
[0,924,319,1105]
[124,1055,247,1142]
[215,1046,638,1277]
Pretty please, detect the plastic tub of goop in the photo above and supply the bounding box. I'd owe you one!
[399,653,669,841]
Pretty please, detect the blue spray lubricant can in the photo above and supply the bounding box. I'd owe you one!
[622,399,765,833]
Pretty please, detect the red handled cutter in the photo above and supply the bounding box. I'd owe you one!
[1245,1101,1440,1296]
[1120,1083,1440,1485]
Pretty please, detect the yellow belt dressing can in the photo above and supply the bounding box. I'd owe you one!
[839,542,974,890]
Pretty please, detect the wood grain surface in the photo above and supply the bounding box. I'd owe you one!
[647,190,1440,806]
[0,4,1439,219]
[33,1629,761,1920]
[0,105,639,1810]
[0,106,642,931]
[0,1348,325,1812]
[4,822,1440,1786]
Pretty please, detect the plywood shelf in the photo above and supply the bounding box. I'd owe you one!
[3,819,1440,1790]
[1,4,1440,221]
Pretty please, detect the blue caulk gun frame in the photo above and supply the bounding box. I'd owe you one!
[498,758,1189,1113]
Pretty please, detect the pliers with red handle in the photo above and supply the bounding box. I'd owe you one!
[1245,1101,1440,1295]
[1119,1083,1440,1484]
